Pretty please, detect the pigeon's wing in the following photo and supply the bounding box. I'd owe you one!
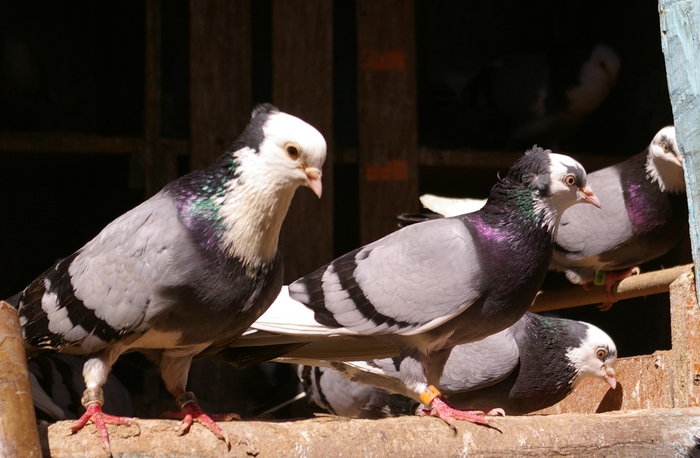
[554,165,629,259]
[290,217,484,337]
[438,325,520,393]
[19,191,189,353]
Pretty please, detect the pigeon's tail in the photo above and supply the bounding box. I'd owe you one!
[214,342,307,370]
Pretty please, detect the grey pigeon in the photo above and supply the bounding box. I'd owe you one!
[227,146,601,426]
[300,312,617,418]
[414,126,687,310]
[15,103,326,451]
[550,126,687,308]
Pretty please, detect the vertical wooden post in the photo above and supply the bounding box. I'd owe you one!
[190,0,253,171]
[659,0,700,306]
[272,0,334,282]
[356,0,419,244]
[144,0,178,196]
[0,301,41,457]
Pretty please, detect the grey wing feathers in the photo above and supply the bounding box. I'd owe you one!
[290,218,484,335]
[555,166,629,256]
[20,190,190,353]
[439,326,520,393]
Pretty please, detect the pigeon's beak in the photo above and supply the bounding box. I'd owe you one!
[305,167,323,198]
[578,185,601,208]
[603,365,617,390]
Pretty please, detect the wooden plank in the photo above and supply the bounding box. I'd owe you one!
[0,302,41,457]
[0,132,186,155]
[189,0,252,171]
[272,0,334,282]
[43,408,700,457]
[356,0,419,244]
[143,0,178,196]
[659,0,700,306]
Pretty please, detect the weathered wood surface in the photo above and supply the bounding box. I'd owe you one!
[659,0,700,306]
[530,264,692,312]
[42,408,700,457]
[272,0,335,283]
[356,0,419,244]
[0,302,42,458]
[189,0,252,171]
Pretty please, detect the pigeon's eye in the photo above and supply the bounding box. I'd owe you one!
[563,173,577,186]
[661,141,670,153]
[285,143,300,159]
[596,348,608,360]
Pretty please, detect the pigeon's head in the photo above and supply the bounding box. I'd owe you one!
[245,104,327,198]
[512,147,601,217]
[566,322,617,390]
[647,125,685,194]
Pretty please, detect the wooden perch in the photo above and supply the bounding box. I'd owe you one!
[0,301,42,457]
[530,264,693,312]
[41,408,700,457]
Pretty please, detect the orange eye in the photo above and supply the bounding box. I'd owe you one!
[596,348,608,360]
[286,144,300,159]
[563,174,577,186]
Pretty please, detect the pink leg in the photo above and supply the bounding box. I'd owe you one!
[71,388,135,452]
[417,385,504,426]
[162,390,239,448]
[596,267,641,311]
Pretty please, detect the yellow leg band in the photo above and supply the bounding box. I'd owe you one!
[419,385,442,406]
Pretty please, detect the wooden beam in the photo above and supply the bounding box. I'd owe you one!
[272,0,334,282]
[659,0,700,307]
[0,302,41,457]
[356,0,419,244]
[42,408,700,457]
[144,0,178,196]
[530,264,693,312]
[189,0,253,171]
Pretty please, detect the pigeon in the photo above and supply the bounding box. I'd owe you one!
[14,103,326,451]
[225,146,601,426]
[549,126,687,309]
[462,42,621,148]
[414,127,687,310]
[300,312,617,418]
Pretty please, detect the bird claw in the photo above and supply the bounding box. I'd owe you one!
[486,408,506,417]
[71,402,136,452]
[163,399,237,449]
[425,397,491,426]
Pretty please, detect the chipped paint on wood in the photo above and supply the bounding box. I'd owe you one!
[659,0,700,306]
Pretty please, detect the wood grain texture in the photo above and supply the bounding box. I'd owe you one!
[659,0,700,305]
[272,0,335,282]
[42,408,700,457]
[189,0,253,171]
[356,0,419,244]
[0,302,41,458]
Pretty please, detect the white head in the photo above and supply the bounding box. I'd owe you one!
[566,322,618,390]
[254,108,327,198]
[534,151,601,231]
[220,105,327,266]
[646,125,685,194]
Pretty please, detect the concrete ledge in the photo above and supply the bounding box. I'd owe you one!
[43,408,700,457]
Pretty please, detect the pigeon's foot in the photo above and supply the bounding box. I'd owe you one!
[595,267,641,311]
[72,388,136,452]
[417,385,499,426]
[163,391,240,450]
